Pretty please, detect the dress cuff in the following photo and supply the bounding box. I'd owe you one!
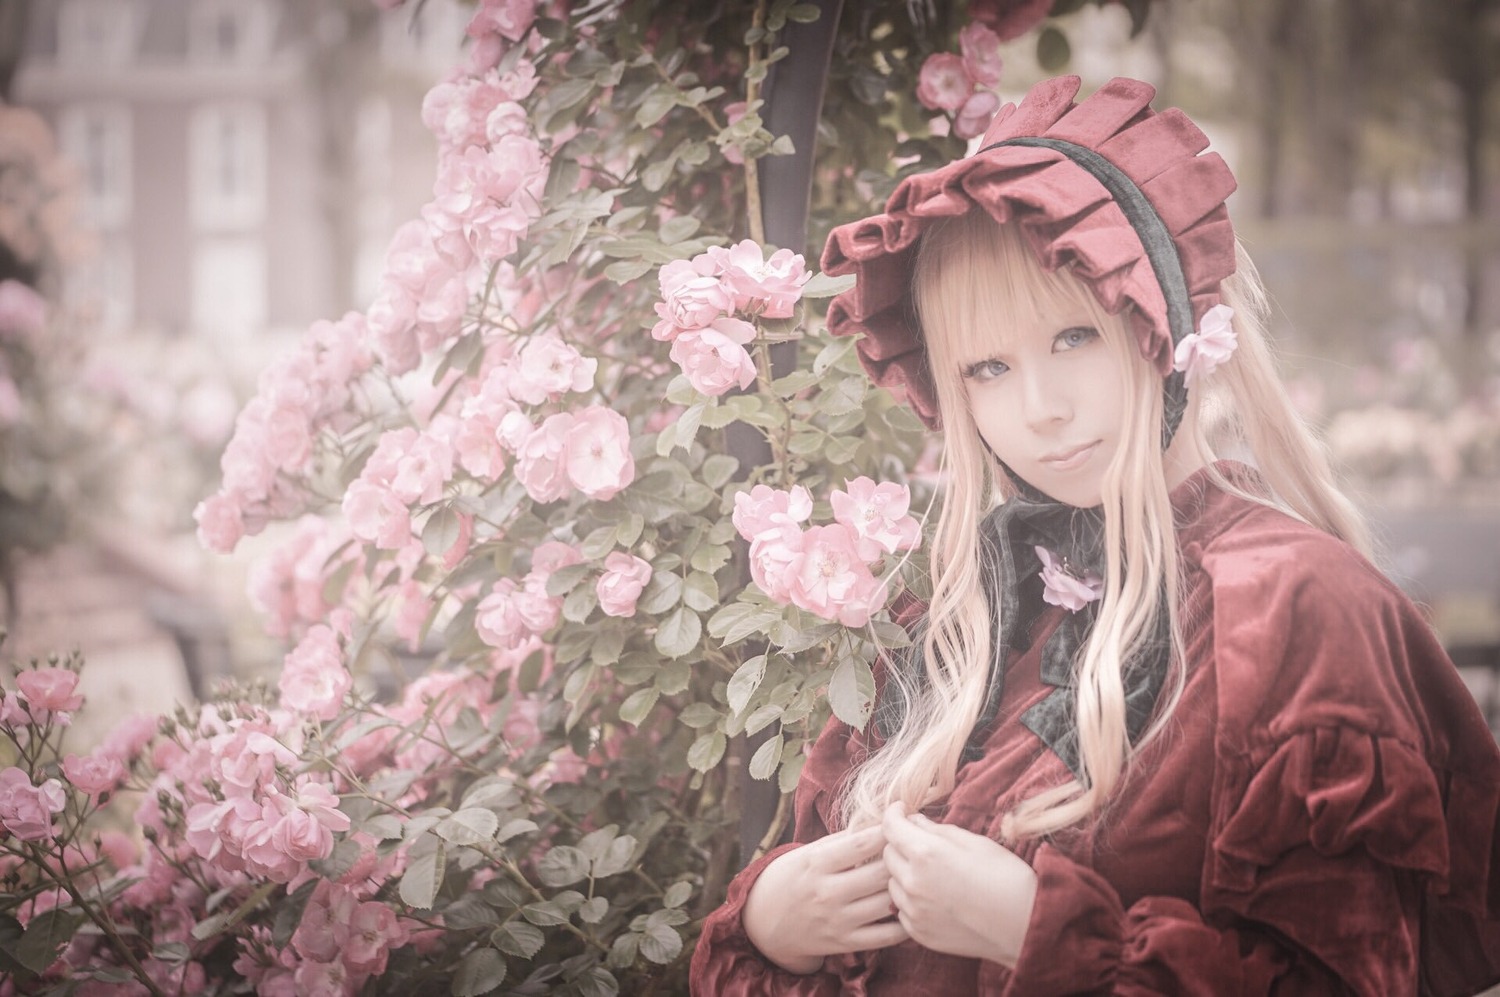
[988,843,1124,995]
[689,843,843,996]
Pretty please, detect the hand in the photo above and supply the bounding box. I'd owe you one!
[742,824,910,974]
[881,802,1038,968]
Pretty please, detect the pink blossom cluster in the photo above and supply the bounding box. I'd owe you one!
[476,540,582,650]
[732,477,921,628]
[234,879,412,993]
[342,423,459,551]
[650,240,812,396]
[2,666,84,729]
[0,766,65,841]
[278,624,354,721]
[195,312,375,554]
[249,516,360,640]
[509,405,636,504]
[915,23,1005,139]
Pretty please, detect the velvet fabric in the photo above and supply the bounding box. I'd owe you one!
[819,76,1238,430]
[689,465,1500,995]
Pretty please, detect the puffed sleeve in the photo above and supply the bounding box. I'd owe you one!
[980,526,1500,995]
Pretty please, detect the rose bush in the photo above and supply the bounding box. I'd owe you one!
[0,1,1155,993]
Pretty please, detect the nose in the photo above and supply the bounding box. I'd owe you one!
[1019,362,1072,430]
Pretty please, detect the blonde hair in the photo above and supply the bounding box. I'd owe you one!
[838,212,1369,839]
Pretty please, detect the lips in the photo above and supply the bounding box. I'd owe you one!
[1040,441,1099,471]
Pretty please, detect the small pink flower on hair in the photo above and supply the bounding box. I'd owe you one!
[1172,304,1237,387]
[1035,546,1103,613]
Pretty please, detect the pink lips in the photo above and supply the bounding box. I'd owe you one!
[1040,441,1099,471]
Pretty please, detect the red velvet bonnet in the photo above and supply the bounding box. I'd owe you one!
[820,76,1239,430]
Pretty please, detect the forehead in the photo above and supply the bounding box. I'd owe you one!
[941,260,1105,365]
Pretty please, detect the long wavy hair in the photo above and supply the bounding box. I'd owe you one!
[837,212,1369,839]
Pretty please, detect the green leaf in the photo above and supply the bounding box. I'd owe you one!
[422,505,462,557]
[656,657,692,695]
[593,834,638,878]
[1037,25,1072,71]
[744,703,783,736]
[605,258,654,283]
[682,571,720,612]
[453,948,507,995]
[463,778,519,810]
[579,896,609,923]
[700,453,739,488]
[800,271,856,299]
[686,731,727,772]
[726,654,767,715]
[563,584,599,623]
[688,543,731,573]
[749,733,783,780]
[436,808,500,846]
[659,215,700,243]
[581,524,618,560]
[537,845,591,887]
[676,702,719,728]
[828,657,876,730]
[786,2,822,22]
[817,377,866,417]
[640,922,683,964]
[637,571,683,615]
[399,843,446,910]
[496,818,540,843]
[619,687,659,726]
[663,880,693,908]
[654,606,701,658]
[812,336,857,375]
[442,895,501,931]
[779,751,806,794]
[493,920,546,959]
[15,908,85,973]
[636,85,679,127]
[521,899,573,926]
[546,562,591,597]
[574,967,620,997]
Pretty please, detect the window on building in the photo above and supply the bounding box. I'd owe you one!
[190,104,267,231]
[192,239,266,341]
[67,238,134,335]
[57,0,142,67]
[188,0,274,64]
[57,104,132,231]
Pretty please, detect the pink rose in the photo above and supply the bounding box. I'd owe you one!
[62,751,126,796]
[293,881,356,963]
[747,526,804,604]
[1,691,27,726]
[388,430,455,507]
[476,578,530,650]
[100,713,158,764]
[596,552,653,617]
[195,492,246,554]
[466,0,537,42]
[954,89,1002,140]
[1035,546,1104,612]
[344,900,408,975]
[786,525,885,628]
[708,241,811,318]
[563,407,635,500]
[732,483,813,541]
[1172,304,1238,387]
[278,625,351,721]
[656,257,734,335]
[530,540,584,582]
[509,334,598,405]
[0,767,65,841]
[511,582,562,635]
[969,0,1053,41]
[830,477,922,562]
[916,52,974,112]
[959,22,1004,86]
[17,667,84,712]
[341,480,412,550]
[514,412,574,503]
[669,319,758,397]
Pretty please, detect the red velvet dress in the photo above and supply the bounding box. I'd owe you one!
[691,466,1500,995]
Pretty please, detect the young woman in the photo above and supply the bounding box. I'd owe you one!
[690,76,1500,994]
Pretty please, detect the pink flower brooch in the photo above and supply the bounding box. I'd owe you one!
[1035,546,1104,613]
[1172,304,1237,387]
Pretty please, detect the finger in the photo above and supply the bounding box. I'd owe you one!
[882,840,913,884]
[833,854,892,899]
[813,824,885,870]
[887,873,912,913]
[848,920,910,951]
[881,808,930,854]
[842,891,898,928]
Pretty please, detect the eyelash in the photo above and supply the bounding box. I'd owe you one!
[962,327,1100,380]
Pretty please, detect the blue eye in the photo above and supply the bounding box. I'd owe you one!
[1056,327,1099,351]
[963,359,1009,380]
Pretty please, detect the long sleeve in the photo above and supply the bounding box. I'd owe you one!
[982,840,1419,995]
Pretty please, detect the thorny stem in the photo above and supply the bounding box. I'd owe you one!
[27,840,165,997]
[751,785,794,863]
[744,0,769,248]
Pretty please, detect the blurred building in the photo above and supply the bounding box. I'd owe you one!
[12,0,464,343]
